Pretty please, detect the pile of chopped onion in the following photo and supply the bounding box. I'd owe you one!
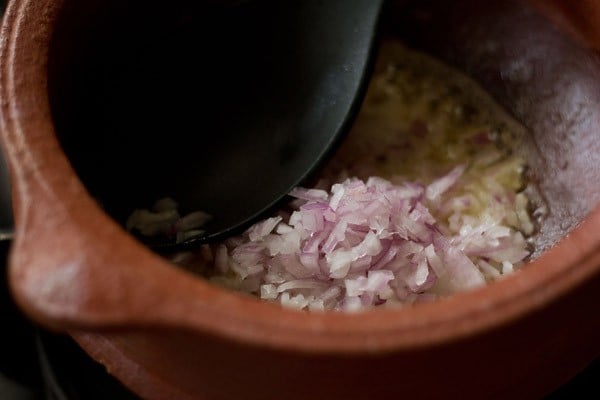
[170,164,530,312]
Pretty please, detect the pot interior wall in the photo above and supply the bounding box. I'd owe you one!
[390,0,600,255]
[48,0,600,255]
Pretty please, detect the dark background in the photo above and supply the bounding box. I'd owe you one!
[0,0,598,398]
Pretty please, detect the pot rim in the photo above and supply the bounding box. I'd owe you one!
[2,0,600,354]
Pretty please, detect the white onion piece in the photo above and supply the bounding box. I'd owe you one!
[426,165,466,202]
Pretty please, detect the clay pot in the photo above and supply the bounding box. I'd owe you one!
[2,0,600,399]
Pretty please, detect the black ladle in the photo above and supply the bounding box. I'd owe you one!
[17,0,386,252]
[141,0,385,251]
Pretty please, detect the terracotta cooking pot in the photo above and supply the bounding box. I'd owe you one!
[2,0,600,399]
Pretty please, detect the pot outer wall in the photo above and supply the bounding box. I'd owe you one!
[75,259,600,400]
[1,0,600,399]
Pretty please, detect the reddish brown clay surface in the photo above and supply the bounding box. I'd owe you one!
[1,0,600,399]
[528,0,600,49]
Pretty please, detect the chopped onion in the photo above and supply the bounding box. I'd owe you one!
[187,166,531,312]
